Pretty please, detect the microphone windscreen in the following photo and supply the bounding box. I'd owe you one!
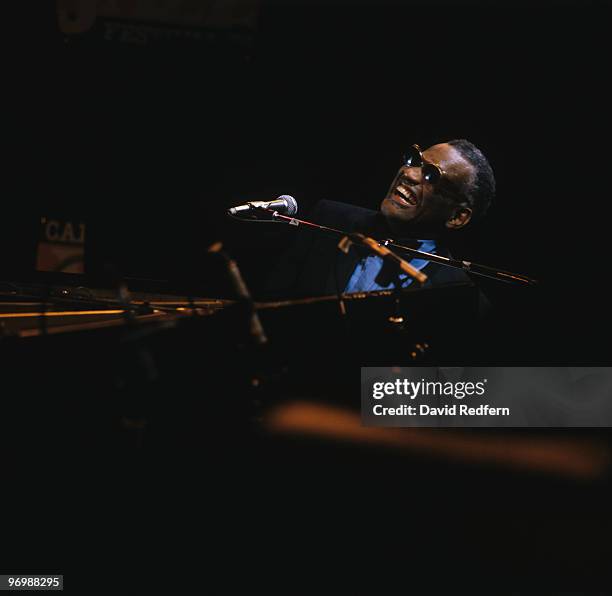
[277,195,298,216]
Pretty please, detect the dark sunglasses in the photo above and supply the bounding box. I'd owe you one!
[402,144,445,184]
[402,144,467,204]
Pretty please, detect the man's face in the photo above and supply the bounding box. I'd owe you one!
[380,143,475,236]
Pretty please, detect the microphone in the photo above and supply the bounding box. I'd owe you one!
[228,195,298,217]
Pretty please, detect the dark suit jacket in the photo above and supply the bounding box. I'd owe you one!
[265,199,473,299]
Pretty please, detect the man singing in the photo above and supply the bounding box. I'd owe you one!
[266,139,496,298]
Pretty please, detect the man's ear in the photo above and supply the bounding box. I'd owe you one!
[445,207,472,230]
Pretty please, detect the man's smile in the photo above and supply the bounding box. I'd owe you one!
[390,176,419,207]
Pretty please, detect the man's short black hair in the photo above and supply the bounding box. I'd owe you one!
[447,139,495,223]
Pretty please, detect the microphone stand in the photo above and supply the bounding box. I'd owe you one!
[251,207,538,287]
[384,240,537,286]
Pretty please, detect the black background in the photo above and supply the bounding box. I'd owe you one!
[5,0,612,361]
[3,2,612,590]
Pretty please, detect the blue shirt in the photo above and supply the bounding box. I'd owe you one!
[344,239,436,293]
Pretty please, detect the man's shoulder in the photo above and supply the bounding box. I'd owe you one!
[309,199,379,231]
